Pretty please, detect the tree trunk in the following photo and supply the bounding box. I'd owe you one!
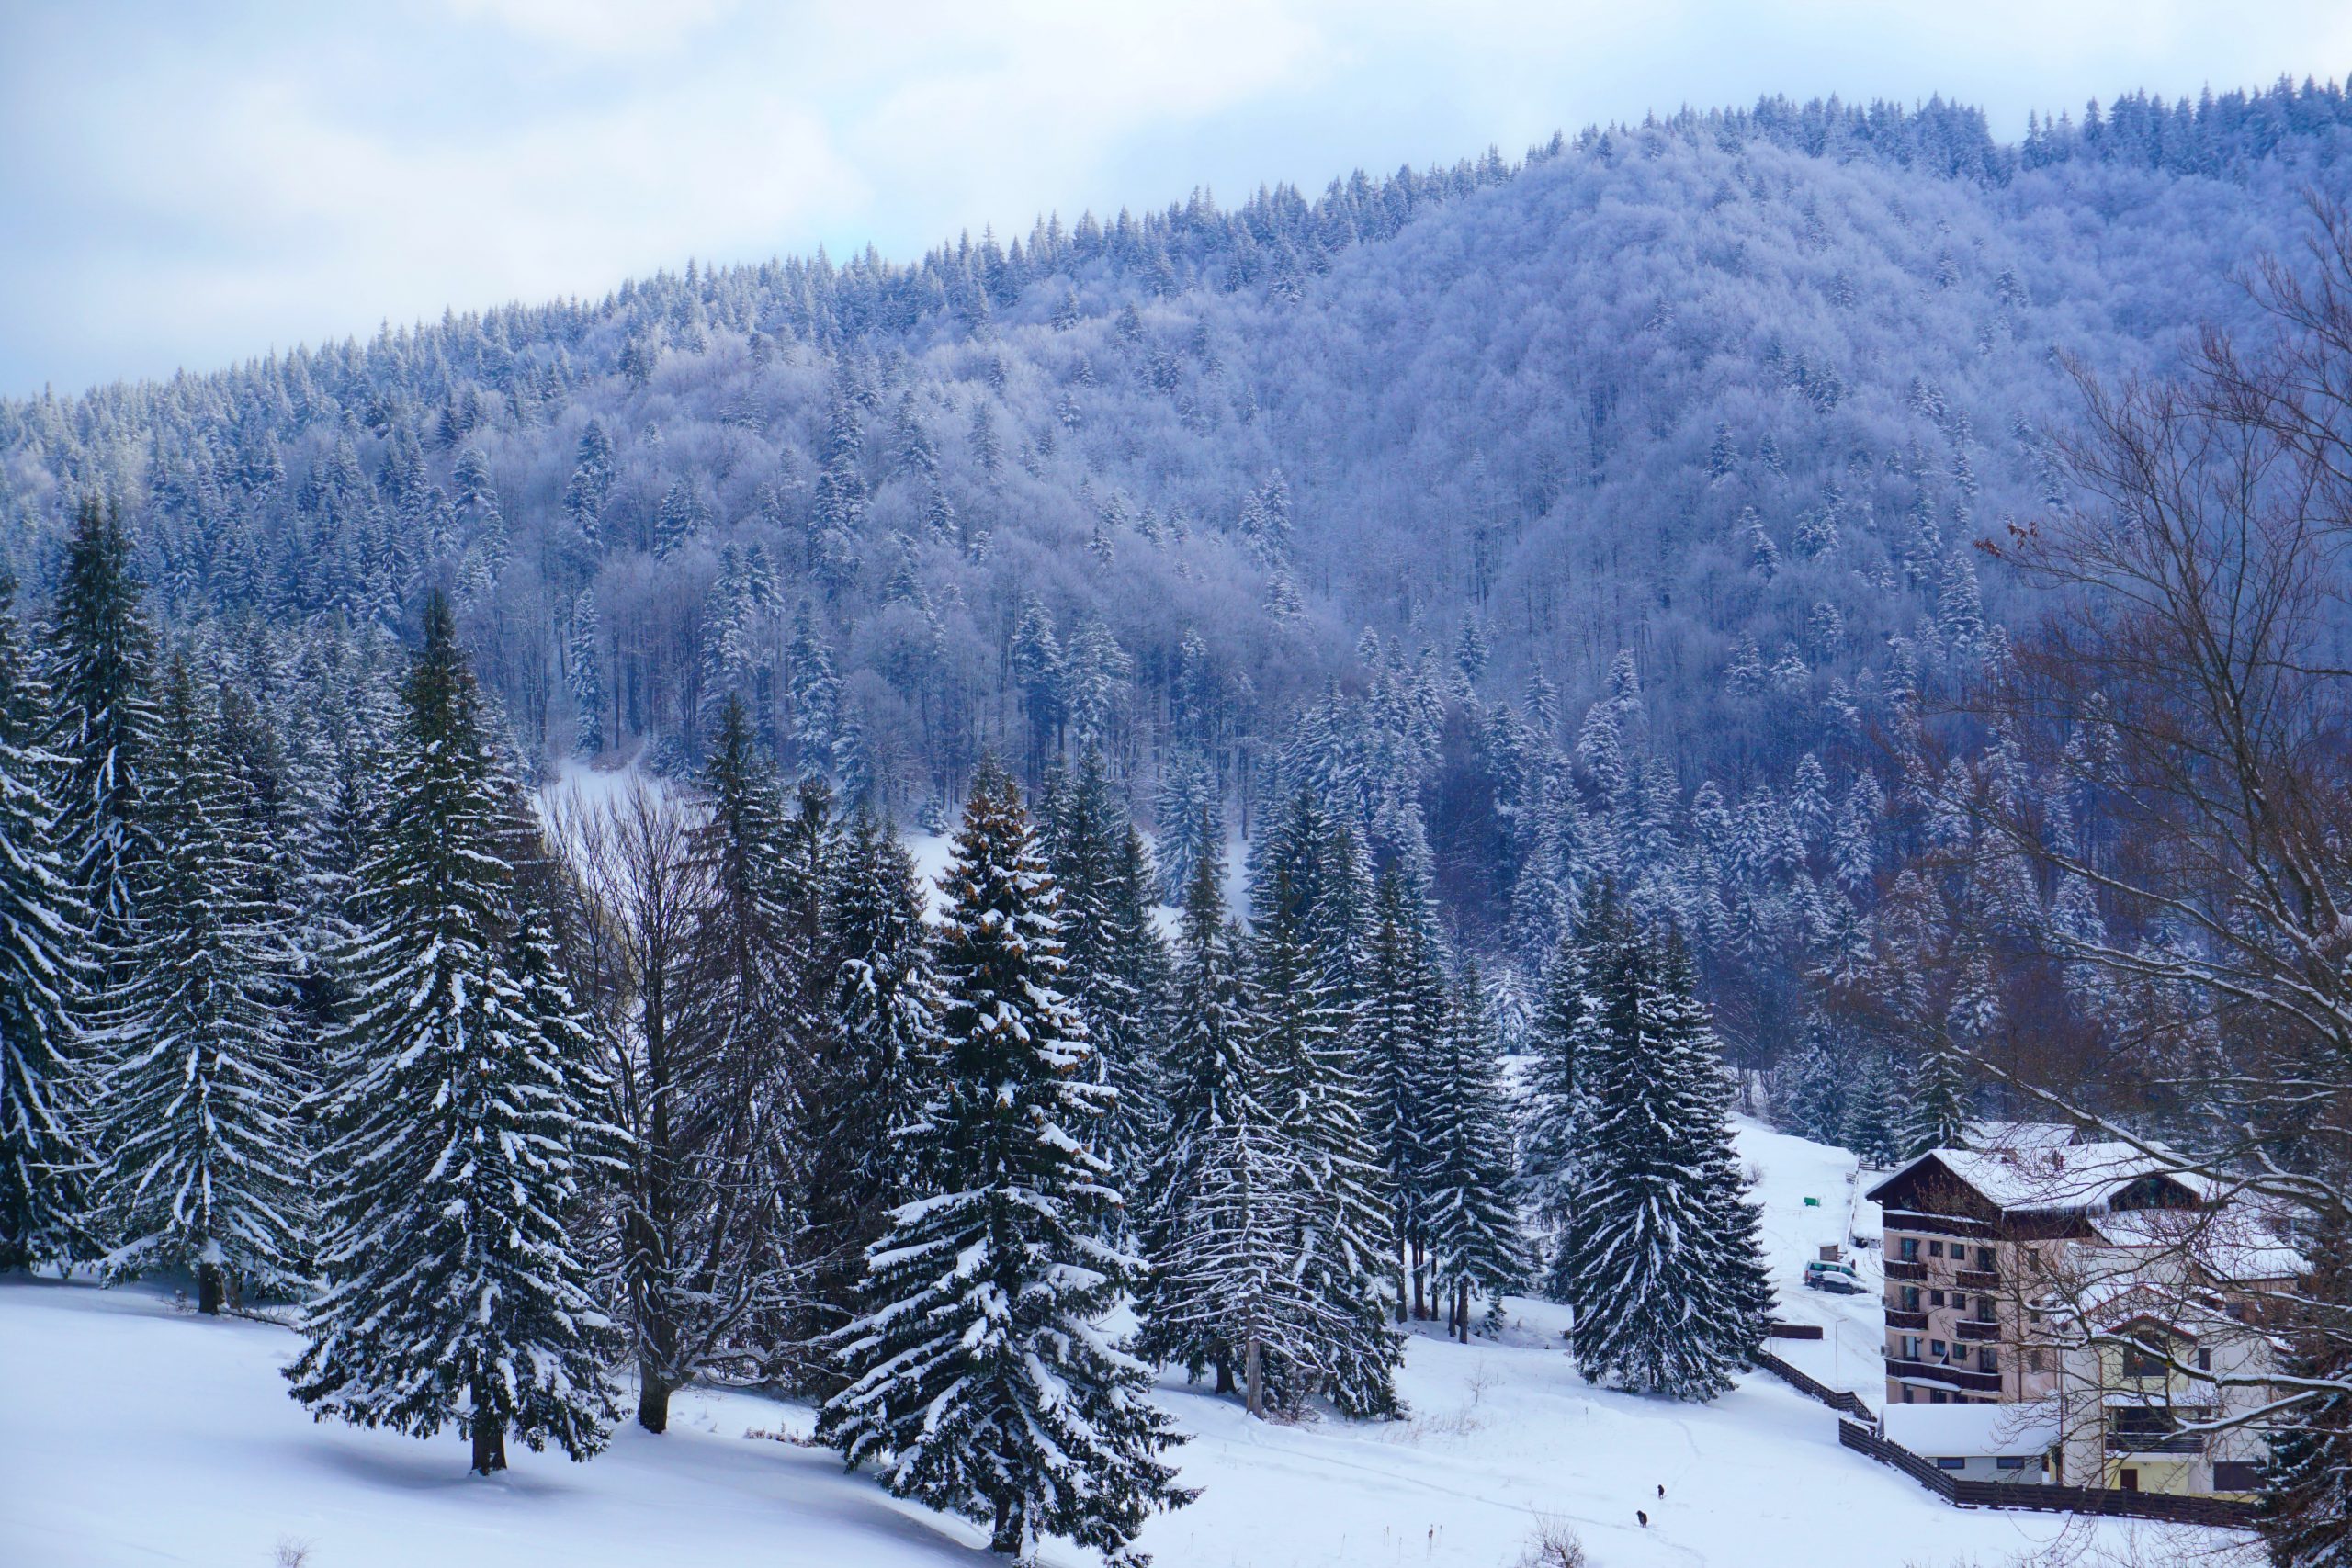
[1244,1334,1265,1419]
[471,1386,507,1475]
[989,1494,1023,1556]
[637,1362,671,1434]
[1411,1245,1428,1320]
[197,1262,224,1317]
[1456,1280,1471,1344]
[1214,1353,1235,1396]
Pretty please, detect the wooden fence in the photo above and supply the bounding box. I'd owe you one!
[1837,1420,2261,1529]
[1752,1348,1874,1423]
[1764,1321,1825,1340]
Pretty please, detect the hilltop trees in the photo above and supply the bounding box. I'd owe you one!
[287,594,620,1474]
[819,763,1188,1560]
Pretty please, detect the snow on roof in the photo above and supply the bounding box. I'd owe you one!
[1872,1142,2222,1217]
[1966,1122,2084,1155]
[1881,1402,2059,1459]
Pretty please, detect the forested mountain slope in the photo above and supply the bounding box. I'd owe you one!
[3,82,2347,1069]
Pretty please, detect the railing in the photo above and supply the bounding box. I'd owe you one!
[1838,1421,2259,1528]
[1886,1307,1928,1331]
[1884,1358,2004,1394]
[1886,1260,1928,1282]
[2109,1432,2203,1455]
[1751,1348,1874,1423]
[1956,1269,2000,1291]
[1955,1321,2000,1342]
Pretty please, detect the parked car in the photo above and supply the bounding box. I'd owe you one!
[1804,1258,1863,1294]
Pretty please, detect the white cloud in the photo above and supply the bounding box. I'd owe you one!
[4,0,2349,391]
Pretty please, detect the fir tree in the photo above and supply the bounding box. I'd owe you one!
[804,807,944,1345]
[1901,1042,1971,1158]
[1253,857,1403,1417]
[1138,840,1328,1415]
[1563,922,1770,1400]
[288,593,620,1473]
[0,571,93,1272]
[1519,901,1607,1299]
[820,762,1189,1560]
[1841,1051,1905,1167]
[48,497,163,979]
[2260,1220,2352,1567]
[1419,961,1528,1342]
[96,659,307,1312]
[664,694,805,1395]
[569,587,604,758]
[1359,863,1444,1314]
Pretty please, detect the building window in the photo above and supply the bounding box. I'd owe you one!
[1902,1386,1917,1404]
[1977,1247,1996,1271]
[2213,1461,2259,1492]
[1931,1290,1946,1307]
[2028,1348,2047,1372]
[1902,1287,1922,1312]
[1953,1293,1969,1312]
[2198,1348,2213,1371]
[1929,1241,1945,1258]
[1996,1457,2026,1471]
[1900,1238,1920,1262]
[1979,1348,1999,1373]
[2124,1344,2167,1379]
[1931,1340,1948,1358]
[1936,1457,1966,1471]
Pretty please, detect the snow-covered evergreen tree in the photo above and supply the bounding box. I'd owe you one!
[820,761,1189,1560]
[805,806,944,1342]
[1901,1042,1971,1158]
[287,592,620,1473]
[46,498,163,976]
[96,658,307,1312]
[1252,852,1403,1417]
[1562,916,1770,1400]
[0,570,93,1272]
[1419,961,1527,1341]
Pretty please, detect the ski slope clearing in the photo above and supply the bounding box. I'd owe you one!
[0,1127,2197,1568]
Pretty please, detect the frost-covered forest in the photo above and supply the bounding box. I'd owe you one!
[4,83,2350,1091]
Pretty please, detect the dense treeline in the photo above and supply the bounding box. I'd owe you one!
[0,502,1770,1561]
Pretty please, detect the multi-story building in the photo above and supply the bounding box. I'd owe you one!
[1864,1128,2298,1497]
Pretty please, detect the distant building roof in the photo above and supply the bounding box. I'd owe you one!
[1867,1142,2220,1218]
[1882,1401,2059,1459]
[1967,1122,2086,1155]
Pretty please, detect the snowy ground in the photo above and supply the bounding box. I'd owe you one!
[0,1123,2205,1568]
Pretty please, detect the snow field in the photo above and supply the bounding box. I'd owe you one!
[0,1122,2193,1568]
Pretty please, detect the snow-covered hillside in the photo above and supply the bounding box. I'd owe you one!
[0,1124,2203,1568]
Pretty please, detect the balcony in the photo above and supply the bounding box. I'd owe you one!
[1883,1357,2005,1394]
[1956,1269,2000,1291]
[1885,1260,1927,1282]
[1885,1307,1928,1331]
[2108,1431,2203,1455]
[1955,1320,2001,1342]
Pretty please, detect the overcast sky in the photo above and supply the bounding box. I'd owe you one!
[3,0,2346,397]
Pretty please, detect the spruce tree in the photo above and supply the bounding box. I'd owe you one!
[820,762,1189,1560]
[806,807,944,1341]
[0,571,93,1272]
[1563,924,1770,1401]
[1045,748,1167,1185]
[1138,840,1327,1415]
[47,498,162,972]
[1360,864,1443,1314]
[288,593,619,1473]
[1253,859,1403,1418]
[1520,898,1611,1300]
[1841,1051,1905,1168]
[1901,1041,1971,1158]
[96,659,307,1312]
[2260,1220,2352,1567]
[663,694,804,1399]
[1419,961,1528,1343]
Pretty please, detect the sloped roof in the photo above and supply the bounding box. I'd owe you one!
[1868,1142,2220,1217]
[1882,1401,2059,1459]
